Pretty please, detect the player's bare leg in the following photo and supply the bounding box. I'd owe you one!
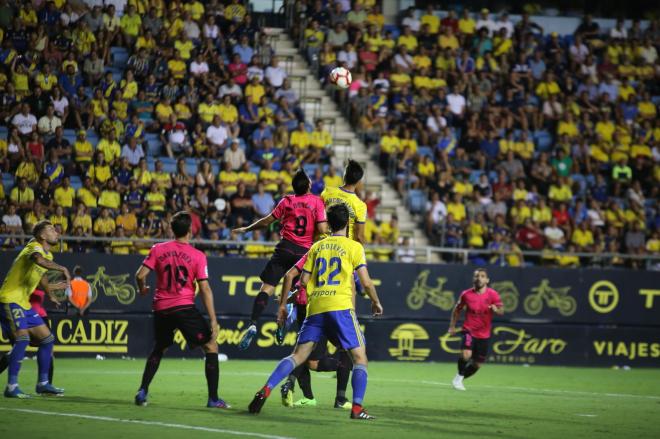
[347,346,374,420]
[453,349,473,391]
[202,338,231,409]
[27,324,62,396]
[239,283,275,350]
[249,341,315,414]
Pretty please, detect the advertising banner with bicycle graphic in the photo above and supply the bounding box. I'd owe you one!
[1,253,657,325]
[357,264,659,326]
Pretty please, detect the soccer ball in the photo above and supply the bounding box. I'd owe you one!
[329,67,352,89]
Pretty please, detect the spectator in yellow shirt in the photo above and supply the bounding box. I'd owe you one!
[438,27,459,50]
[87,151,112,187]
[10,178,35,211]
[446,193,467,222]
[96,131,121,165]
[535,72,560,100]
[548,177,573,203]
[290,122,311,152]
[98,178,122,211]
[571,222,594,251]
[54,176,76,209]
[93,207,116,237]
[120,4,142,46]
[379,127,401,168]
[144,181,166,212]
[323,165,343,188]
[458,9,477,35]
[397,26,418,52]
[225,0,246,23]
[420,5,440,34]
[77,176,99,208]
[116,203,138,236]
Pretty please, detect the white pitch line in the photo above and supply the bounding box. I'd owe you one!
[576,414,598,418]
[0,407,296,439]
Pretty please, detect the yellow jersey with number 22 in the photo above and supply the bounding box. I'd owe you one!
[302,236,367,317]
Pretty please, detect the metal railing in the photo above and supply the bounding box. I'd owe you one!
[1,234,658,269]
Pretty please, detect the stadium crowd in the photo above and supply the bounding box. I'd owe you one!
[295,1,660,269]
[0,0,403,261]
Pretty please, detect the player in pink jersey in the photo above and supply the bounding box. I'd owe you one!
[232,169,328,350]
[275,254,354,409]
[448,268,503,391]
[133,211,230,409]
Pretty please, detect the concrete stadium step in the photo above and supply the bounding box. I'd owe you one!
[274,28,431,250]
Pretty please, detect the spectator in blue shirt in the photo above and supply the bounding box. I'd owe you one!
[480,130,499,160]
[59,64,83,97]
[251,183,275,217]
[233,35,255,65]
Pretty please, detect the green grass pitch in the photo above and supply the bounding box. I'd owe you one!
[0,359,659,438]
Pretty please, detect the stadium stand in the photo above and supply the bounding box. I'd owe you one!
[290,2,659,269]
[0,1,658,269]
[0,0,404,258]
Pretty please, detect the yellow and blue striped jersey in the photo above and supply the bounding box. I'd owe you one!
[302,236,367,316]
[320,187,367,240]
[0,240,52,308]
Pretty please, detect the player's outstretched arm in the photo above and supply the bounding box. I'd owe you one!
[135,265,152,296]
[198,280,218,340]
[232,213,276,234]
[31,253,71,285]
[356,266,383,316]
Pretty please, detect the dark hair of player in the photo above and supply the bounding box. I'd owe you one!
[292,168,310,195]
[170,211,192,238]
[475,268,488,275]
[33,220,53,239]
[344,160,364,185]
[73,265,84,277]
[327,203,350,232]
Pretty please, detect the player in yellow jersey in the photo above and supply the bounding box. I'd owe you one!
[249,204,383,420]
[321,159,368,296]
[0,221,70,398]
[321,160,367,243]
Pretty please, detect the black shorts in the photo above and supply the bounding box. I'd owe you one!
[461,331,490,363]
[309,336,329,361]
[154,306,211,349]
[260,239,308,286]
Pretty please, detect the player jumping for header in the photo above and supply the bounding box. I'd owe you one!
[448,268,504,391]
[233,169,328,350]
[248,203,383,420]
[0,220,70,398]
[134,211,230,409]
